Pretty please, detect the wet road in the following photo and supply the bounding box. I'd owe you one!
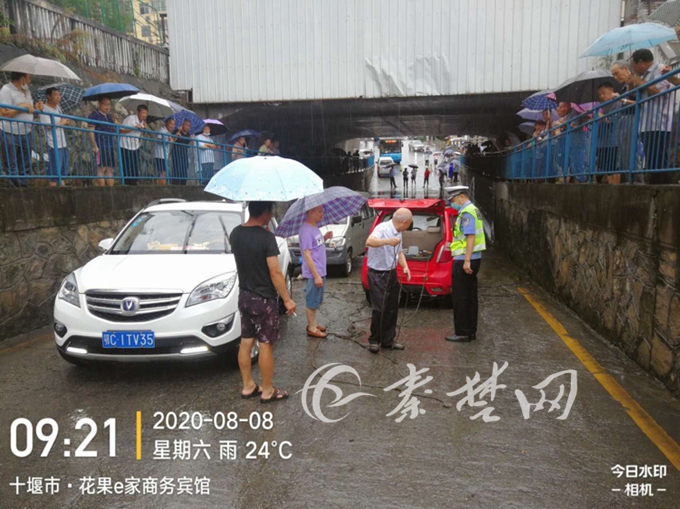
[1,147,680,508]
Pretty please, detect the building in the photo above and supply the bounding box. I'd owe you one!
[129,0,167,46]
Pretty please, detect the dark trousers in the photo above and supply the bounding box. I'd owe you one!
[641,131,675,184]
[451,259,481,336]
[389,177,396,188]
[368,268,400,346]
[2,132,32,187]
[121,148,140,185]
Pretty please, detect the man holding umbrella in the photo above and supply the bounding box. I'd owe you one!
[300,205,333,338]
[230,201,296,403]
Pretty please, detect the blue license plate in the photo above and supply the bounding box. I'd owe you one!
[298,256,303,265]
[102,331,155,349]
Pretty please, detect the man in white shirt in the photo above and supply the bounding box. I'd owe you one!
[194,124,218,184]
[0,72,43,187]
[39,87,70,186]
[365,208,412,353]
[120,105,148,185]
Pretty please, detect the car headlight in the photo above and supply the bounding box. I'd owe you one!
[186,272,237,307]
[58,273,80,308]
[327,237,346,249]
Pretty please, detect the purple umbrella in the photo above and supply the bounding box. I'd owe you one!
[275,186,368,238]
[204,118,229,136]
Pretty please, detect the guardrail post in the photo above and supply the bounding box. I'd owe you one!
[50,114,62,186]
[563,131,571,183]
[588,120,599,183]
[629,89,642,182]
[546,133,552,180]
[116,125,125,185]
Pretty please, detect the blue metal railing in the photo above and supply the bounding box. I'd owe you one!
[0,104,261,186]
[492,66,680,183]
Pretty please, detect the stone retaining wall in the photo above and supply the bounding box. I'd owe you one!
[477,182,680,396]
[0,186,208,340]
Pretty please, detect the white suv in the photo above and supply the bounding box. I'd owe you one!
[53,199,292,365]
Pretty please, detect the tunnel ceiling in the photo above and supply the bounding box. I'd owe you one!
[193,91,532,155]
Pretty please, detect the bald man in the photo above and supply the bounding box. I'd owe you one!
[365,208,412,353]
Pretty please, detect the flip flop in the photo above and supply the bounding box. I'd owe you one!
[261,388,289,404]
[307,328,328,339]
[241,384,262,399]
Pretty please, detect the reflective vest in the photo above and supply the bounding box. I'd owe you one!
[449,202,486,256]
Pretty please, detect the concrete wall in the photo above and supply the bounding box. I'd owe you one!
[0,186,208,340]
[466,177,680,396]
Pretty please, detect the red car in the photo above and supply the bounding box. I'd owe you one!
[361,198,458,300]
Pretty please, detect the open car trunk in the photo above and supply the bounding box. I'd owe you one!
[401,225,444,261]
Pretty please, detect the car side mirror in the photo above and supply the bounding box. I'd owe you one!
[351,215,362,226]
[98,238,113,251]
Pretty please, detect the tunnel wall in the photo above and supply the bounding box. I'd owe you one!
[465,176,680,396]
[0,187,209,340]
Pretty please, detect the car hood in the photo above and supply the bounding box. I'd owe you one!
[76,254,237,293]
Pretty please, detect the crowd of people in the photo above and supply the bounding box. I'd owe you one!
[0,72,280,188]
[516,49,679,185]
[387,155,462,194]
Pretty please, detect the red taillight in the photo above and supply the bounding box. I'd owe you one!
[438,245,452,263]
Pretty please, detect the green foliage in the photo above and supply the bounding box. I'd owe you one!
[48,0,133,33]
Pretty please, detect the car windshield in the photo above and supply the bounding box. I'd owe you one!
[110,210,243,254]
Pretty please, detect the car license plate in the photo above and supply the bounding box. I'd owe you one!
[102,331,155,349]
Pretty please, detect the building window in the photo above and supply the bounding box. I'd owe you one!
[140,4,150,15]
[141,26,152,38]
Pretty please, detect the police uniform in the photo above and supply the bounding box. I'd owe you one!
[446,187,486,341]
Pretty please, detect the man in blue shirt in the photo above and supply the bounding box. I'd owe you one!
[87,97,117,187]
[445,186,486,343]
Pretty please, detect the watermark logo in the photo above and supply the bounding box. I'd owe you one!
[297,363,375,423]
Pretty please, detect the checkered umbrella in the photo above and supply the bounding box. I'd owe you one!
[34,83,84,113]
[275,186,368,238]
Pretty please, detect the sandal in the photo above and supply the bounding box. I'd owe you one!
[307,328,328,339]
[241,384,262,399]
[260,388,289,404]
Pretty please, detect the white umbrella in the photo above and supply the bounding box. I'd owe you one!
[0,54,81,81]
[119,93,179,118]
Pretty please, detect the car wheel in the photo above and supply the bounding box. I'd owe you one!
[278,271,292,314]
[250,341,259,364]
[341,249,353,277]
[57,348,90,367]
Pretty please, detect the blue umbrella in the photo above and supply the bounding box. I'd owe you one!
[521,90,557,111]
[581,22,677,57]
[170,109,205,135]
[275,187,367,237]
[83,83,140,101]
[205,156,323,202]
[34,83,83,113]
[228,129,260,143]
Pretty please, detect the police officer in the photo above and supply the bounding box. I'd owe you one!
[445,186,486,342]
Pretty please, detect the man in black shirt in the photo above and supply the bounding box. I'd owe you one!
[230,201,296,403]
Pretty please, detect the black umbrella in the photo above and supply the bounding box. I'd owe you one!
[408,164,419,169]
[554,70,621,105]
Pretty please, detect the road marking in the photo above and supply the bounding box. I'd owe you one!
[136,411,142,460]
[0,332,52,356]
[519,287,680,471]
